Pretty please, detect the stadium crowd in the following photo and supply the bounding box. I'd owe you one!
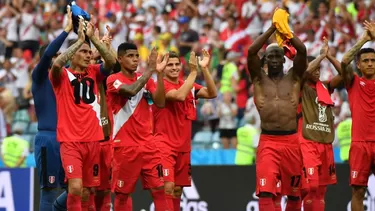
[0,0,374,156]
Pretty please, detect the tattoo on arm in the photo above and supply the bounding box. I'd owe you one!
[91,36,116,70]
[119,71,153,97]
[341,39,367,86]
[51,40,84,80]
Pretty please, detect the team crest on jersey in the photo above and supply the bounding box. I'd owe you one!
[351,171,358,179]
[67,165,74,173]
[48,176,55,184]
[113,79,122,89]
[163,169,169,177]
[260,178,266,186]
[308,168,314,175]
[117,180,124,188]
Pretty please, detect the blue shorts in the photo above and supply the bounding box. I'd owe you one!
[34,131,65,188]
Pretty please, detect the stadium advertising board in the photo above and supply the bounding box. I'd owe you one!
[131,164,375,211]
[0,168,34,211]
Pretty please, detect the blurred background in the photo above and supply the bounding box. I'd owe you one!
[0,0,374,168]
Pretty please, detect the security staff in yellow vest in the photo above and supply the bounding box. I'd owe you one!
[235,116,258,165]
[336,116,352,163]
[1,132,29,168]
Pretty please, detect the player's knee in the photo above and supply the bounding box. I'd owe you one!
[173,186,183,198]
[352,186,366,200]
[68,179,83,196]
[258,192,273,198]
[287,195,300,201]
[164,182,175,196]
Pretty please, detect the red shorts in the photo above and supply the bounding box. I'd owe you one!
[60,142,101,187]
[349,142,375,186]
[111,143,164,194]
[300,138,337,189]
[161,148,191,187]
[97,142,113,191]
[256,133,302,197]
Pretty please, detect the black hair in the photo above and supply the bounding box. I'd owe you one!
[154,26,161,34]
[356,48,375,61]
[307,56,316,63]
[117,42,137,57]
[168,51,180,61]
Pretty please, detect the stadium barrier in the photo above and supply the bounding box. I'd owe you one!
[2,164,375,211]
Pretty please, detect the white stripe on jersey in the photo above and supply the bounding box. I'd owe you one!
[112,85,145,139]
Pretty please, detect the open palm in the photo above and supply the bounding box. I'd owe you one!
[198,49,210,68]
[156,53,169,73]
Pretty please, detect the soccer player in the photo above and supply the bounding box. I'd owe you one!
[49,19,116,211]
[153,50,217,210]
[247,24,307,211]
[298,37,343,211]
[32,6,73,211]
[106,43,169,210]
[340,21,375,211]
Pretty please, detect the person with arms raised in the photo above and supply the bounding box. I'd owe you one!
[247,8,307,211]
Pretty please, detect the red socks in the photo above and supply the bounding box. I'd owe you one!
[286,199,301,211]
[259,197,275,211]
[127,196,133,210]
[68,193,82,211]
[88,194,96,211]
[114,193,129,211]
[173,197,181,211]
[151,189,169,211]
[273,194,282,211]
[95,193,112,211]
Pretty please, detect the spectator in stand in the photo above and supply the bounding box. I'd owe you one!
[218,91,238,149]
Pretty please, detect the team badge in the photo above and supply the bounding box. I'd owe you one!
[49,176,55,184]
[351,171,358,179]
[117,180,124,188]
[67,165,74,173]
[308,168,314,175]
[163,169,169,177]
[260,178,266,186]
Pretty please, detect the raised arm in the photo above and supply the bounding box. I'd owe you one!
[50,20,85,82]
[86,21,116,74]
[196,49,217,99]
[247,25,276,81]
[341,22,373,86]
[117,48,158,98]
[290,34,307,79]
[166,52,198,102]
[32,6,72,84]
[152,53,169,108]
[327,52,344,90]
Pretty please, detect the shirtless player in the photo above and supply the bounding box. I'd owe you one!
[247,23,307,211]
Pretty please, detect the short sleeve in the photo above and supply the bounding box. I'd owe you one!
[146,78,156,93]
[193,82,203,98]
[106,74,123,94]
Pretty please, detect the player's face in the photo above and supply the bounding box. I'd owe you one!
[164,57,181,79]
[118,50,139,72]
[71,43,92,69]
[310,67,321,83]
[357,53,375,79]
[266,50,284,75]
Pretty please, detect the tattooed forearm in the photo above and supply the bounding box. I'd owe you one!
[51,39,84,79]
[342,38,368,65]
[118,71,153,97]
[91,36,116,69]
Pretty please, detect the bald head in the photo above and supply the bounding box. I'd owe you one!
[265,43,284,56]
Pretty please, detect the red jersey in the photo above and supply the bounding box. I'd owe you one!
[106,72,156,147]
[49,64,105,142]
[154,79,202,152]
[347,75,375,142]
